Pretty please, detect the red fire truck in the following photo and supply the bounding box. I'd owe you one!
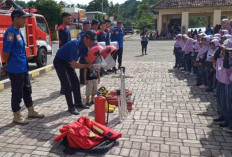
[0,0,52,76]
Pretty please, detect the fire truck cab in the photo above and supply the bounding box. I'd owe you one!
[0,0,52,77]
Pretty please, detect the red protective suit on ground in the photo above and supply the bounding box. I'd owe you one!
[54,117,121,150]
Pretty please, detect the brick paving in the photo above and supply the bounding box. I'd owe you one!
[0,36,232,157]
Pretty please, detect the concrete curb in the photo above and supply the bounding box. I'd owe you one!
[0,64,54,91]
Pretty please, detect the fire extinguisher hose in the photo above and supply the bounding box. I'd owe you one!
[105,96,110,126]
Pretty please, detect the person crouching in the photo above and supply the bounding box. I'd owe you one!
[53,31,97,115]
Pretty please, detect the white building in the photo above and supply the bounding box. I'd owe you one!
[85,11,106,21]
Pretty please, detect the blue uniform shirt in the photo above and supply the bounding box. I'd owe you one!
[56,39,85,62]
[77,31,85,39]
[111,28,124,48]
[77,31,88,58]
[79,40,88,58]
[105,28,111,45]
[3,25,29,74]
[97,31,107,43]
[58,25,71,48]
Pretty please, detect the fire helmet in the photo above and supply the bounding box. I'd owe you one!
[87,45,104,64]
[101,45,117,59]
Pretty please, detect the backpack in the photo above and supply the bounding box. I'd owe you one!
[54,117,121,154]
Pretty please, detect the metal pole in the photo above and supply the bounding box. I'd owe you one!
[117,5,119,20]
[120,67,128,120]
[78,10,80,28]
[102,0,104,20]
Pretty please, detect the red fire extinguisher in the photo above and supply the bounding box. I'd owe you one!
[95,96,106,125]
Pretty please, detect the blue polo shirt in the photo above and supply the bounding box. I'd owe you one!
[55,39,85,62]
[111,28,124,48]
[58,25,71,48]
[3,25,29,74]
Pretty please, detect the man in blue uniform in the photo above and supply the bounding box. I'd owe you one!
[58,12,71,48]
[111,21,124,69]
[105,19,111,46]
[2,9,44,125]
[58,12,71,94]
[97,21,107,43]
[105,19,114,73]
[77,20,91,84]
[91,20,99,32]
[97,21,108,76]
[77,20,91,38]
[53,31,96,115]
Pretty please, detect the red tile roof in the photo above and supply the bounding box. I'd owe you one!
[153,0,232,9]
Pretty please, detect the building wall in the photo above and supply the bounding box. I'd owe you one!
[70,29,80,39]
[158,6,232,15]
[56,29,80,40]
[156,6,232,34]
[85,13,95,21]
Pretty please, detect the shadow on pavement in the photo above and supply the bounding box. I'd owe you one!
[169,68,232,157]
[134,55,144,58]
[0,111,70,155]
[33,91,61,105]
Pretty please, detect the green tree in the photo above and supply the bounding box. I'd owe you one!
[95,13,103,20]
[86,0,109,12]
[189,16,208,28]
[135,0,156,30]
[148,0,160,5]
[107,2,120,20]
[76,3,87,9]
[27,0,63,29]
[15,0,28,8]
[27,1,37,8]
[120,0,140,23]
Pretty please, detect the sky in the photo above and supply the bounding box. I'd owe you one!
[24,0,127,5]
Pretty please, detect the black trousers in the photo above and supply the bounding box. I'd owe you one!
[205,61,215,88]
[141,41,148,54]
[79,57,86,84]
[9,72,33,112]
[113,47,123,67]
[174,52,181,67]
[185,54,192,73]
[54,57,82,108]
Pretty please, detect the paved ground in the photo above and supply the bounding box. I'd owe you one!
[0,36,232,157]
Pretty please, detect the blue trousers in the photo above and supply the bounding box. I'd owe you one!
[216,82,230,124]
[9,72,33,112]
[113,47,123,68]
[179,53,185,68]
[205,61,215,88]
[185,54,192,72]
[79,57,87,84]
[174,52,181,67]
[197,62,207,85]
[54,57,82,108]
[228,84,232,127]
[192,52,198,75]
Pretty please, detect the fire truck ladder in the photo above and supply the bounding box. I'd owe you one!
[27,18,36,56]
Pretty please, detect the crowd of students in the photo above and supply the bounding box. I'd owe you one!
[173,19,232,132]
